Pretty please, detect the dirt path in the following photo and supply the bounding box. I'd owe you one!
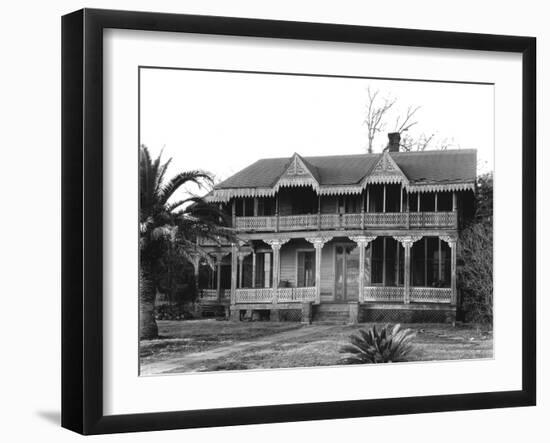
[140,325,338,375]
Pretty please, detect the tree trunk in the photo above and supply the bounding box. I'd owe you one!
[139,266,158,340]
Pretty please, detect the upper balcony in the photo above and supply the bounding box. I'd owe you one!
[234,211,457,232]
[227,184,464,234]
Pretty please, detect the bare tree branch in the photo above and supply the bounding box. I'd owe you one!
[363,86,396,153]
[394,105,420,134]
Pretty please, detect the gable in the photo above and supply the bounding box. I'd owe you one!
[363,152,409,185]
[274,153,320,191]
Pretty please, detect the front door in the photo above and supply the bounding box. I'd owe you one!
[334,244,359,301]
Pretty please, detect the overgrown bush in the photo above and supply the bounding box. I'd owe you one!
[339,324,416,364]
[155,303,194,321]
[458,172,493,324]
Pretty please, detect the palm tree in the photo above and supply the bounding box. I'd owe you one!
[139,145,234,339]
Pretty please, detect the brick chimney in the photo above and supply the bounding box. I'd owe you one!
[386,132,401,152]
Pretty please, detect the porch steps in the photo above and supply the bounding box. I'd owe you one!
[312,303,355,324]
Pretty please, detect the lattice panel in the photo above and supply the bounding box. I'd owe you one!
[199,289,218,300]
[235,288,273,303]
[363,286,405,302]
[361,308,453,323]
[410,287,452,303]
[278,309,302,322]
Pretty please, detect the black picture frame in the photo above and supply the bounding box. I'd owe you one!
[61,8,536,435]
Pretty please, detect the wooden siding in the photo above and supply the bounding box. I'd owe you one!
[277,239,335,301]
[320,243,335,301]
[279,242,297,286]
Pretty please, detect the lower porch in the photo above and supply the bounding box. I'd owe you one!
[195,234,458,322]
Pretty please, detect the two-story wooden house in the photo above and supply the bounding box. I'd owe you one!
[196,133,476,323]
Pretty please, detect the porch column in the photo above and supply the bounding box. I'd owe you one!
[394,236,422,304]
[216,259,221,300]
[440,235,458,305]
[231,199,236,228]
[361,192,365,229]
[305,236,333,304]
[350,236,376,303]
[230,244,238,305]
[213,253,223,301]
[275,194,280,232]
[317,195,321,230]
[238,254,245,288]
[451,240,457,305]
[252,252,256,288]
[190,254,201,296]
[266,239,290,305]
[366,187,370,213]
[452,192,458,228]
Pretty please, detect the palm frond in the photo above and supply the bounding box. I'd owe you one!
[158,170,213,205]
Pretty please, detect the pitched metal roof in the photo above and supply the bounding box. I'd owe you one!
[216,149,476,190]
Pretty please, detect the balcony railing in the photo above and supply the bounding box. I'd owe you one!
[363,286,451,303]
[235,211,457,232]
[234,287,316,303]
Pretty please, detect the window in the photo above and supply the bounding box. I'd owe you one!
[370,237,404,286]
[255,252,273,288]
[411,237,451,287]
[258,197,276,216]
[297,250,315,287]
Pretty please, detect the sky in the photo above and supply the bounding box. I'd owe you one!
[140,68,494,198]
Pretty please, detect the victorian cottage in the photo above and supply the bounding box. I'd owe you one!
[196,133,476,323]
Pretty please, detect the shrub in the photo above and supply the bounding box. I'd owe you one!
[339,324,416,364]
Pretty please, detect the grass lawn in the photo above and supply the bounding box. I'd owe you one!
[140,319,493,375]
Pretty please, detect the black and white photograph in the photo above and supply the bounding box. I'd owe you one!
[138,68,494,375]
[1,0,543,440]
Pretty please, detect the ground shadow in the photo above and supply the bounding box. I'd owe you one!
[36,410,60,426]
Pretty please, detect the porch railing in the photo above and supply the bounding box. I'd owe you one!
[410,287,452,303]
[199,289,230,301]
[363,286,451,303]
[234,211,457,232]
[363,286,404,302]
[278,287,316,302]
[234,287,316,303]
[199,289,218,300]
